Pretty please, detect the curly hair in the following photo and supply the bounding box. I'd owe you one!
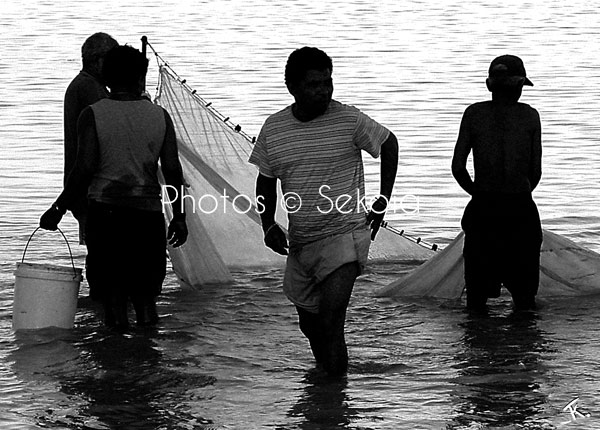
[102,45,149,90]
[284,47,333,88]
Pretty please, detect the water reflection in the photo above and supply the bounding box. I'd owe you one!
[281,371,359,430]
[4,1,600,428]
[10,321,216,429]
[449,310,548,428]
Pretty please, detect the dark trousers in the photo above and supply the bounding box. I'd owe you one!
[461,193,542,309]
[85,201,166,322]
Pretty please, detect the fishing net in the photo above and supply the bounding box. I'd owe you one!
[153,64,434,287]
[148,44,600,298]
[377,229,600,299]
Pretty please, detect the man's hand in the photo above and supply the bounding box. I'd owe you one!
[40,205,64,231]
[264,223,288,255]
[366,196,388,240]
[167,219,188,248]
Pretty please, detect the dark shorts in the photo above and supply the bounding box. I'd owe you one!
[461,193,542,301]
[85,201,167,301]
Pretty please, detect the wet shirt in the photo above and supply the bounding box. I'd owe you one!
[88,99,166,211]
[249,100,390,246]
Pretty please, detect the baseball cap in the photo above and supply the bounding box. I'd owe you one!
[487,55,533,87]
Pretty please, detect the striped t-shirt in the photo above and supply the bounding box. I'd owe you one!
[249,100,390,246]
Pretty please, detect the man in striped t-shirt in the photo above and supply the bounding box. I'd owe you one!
[249,47,398,376]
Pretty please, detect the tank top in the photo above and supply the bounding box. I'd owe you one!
[88,98,166,211]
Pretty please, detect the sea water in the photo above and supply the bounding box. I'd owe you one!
[1,0,600,428]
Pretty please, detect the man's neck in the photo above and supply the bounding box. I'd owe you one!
[491,89,521,104]
[109,88,142,101]
[82,66,102,81]
[291,104,310,122]
[292,103,326,122]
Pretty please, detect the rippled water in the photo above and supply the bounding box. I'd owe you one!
[2,0,600,428]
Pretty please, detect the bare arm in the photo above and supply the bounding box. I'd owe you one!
[451,110,475,196]
[367,131,398,240]
[529,110,542,191]
[379,132,398,199]
[256,173,288,255]
[160,110,185,219]
[159,110,188,247]
[256,173,278,232]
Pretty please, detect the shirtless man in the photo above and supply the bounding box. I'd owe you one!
[452,55,542,311]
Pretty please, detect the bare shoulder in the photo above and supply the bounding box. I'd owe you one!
[464,100,492,116]
[516,102,540,120]
[466,100,540,123]
[460,101,492,125]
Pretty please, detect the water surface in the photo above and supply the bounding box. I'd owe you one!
[1,1,600,428]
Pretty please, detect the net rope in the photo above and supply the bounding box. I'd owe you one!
[377,229,600,299]
[144,40,435,287]
[145,39,600,299]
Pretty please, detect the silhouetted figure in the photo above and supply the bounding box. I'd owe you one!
[40,45,187,330]
[452,55,542,311]
[63,32,118,244]
[250,47,398,376]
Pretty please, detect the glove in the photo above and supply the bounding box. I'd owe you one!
[264,223,288,256]
[40,205,64,231]
[366,196,388,240]
[167,218,188,248]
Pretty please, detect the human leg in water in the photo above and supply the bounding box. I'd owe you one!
[295,262,359,376]
[318,261,359,376]
[131,293,159,326]
[296,306,326,365]
[103,287,129,331]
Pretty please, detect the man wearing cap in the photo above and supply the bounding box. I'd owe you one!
[452,55,542,311]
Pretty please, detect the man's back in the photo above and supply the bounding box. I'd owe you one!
[453,54,543,311]
[462,100,541,194]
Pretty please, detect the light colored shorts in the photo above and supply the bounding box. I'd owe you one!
[283,227,371,313]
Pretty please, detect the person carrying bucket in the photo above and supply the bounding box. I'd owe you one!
[40,45,188,331]
[63,32,118,245]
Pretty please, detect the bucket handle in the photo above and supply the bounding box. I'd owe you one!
[21,227,78,276]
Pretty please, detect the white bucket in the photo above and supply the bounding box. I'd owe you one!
[13,228,83,330]
[13,262,83,330]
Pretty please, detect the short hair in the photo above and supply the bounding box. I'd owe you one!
[102,45,149,90]
[81,32,118,68]
[285,47,333,88]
